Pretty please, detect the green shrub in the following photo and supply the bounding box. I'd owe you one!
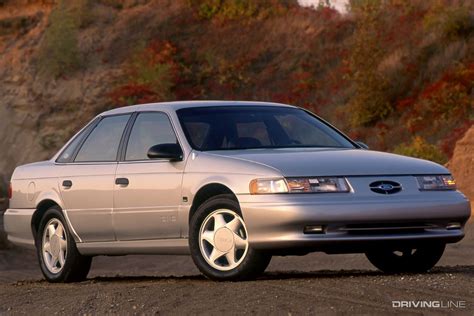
[347,0,392,127]
[108,41,179,106]
[37,0,81,78]
[424,6,474,40]
[197,0,221,19]
[441,8,474,40]
[219,0,257,19]
[393,136,447,164]
[198,0,257,19]
[189,0,285,20]
[128,41,177,100]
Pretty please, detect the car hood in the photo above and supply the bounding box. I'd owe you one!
[208,148,449,177]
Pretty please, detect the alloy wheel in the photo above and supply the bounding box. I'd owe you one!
[199,209,249,271]
[42,218,68,274]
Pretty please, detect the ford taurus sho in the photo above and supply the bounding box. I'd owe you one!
[4,101,471,282]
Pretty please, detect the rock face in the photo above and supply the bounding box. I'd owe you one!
[447,126,474,202]
[0,2,122,184]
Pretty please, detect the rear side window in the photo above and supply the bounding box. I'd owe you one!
[56,118,98,163]
[125,112,177,161]
[75,115,130,162]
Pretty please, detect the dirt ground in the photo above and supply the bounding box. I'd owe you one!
[0,223,472,315]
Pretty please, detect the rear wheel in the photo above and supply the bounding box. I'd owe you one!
[189,194,271,281]
[36,206,92,282]
[366,244,445,273]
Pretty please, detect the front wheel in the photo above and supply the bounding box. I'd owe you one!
[366,244,445,273]
[36,206,92,282]
[189,194,271,281]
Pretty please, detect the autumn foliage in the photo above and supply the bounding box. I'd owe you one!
[397,63,474,160]
[108,41,179,106]
[103,0,473,164]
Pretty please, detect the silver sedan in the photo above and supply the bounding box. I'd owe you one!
[4,101,471,282]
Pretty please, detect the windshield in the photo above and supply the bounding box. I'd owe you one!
[177,106,355,151]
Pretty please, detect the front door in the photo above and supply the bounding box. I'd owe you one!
[113,112,184,240]
[58,114,131,242]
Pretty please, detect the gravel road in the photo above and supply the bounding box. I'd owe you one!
[0,224,473,315]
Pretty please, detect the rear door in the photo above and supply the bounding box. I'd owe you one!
[58,114,131,242]
[113,111,185,240]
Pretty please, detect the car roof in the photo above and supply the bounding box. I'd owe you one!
[100,100,297,116]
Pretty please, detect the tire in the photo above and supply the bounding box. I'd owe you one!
[366,243,445,273]
[189,194,271,281]
[35,206,92,282]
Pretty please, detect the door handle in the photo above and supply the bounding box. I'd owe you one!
[115,178,129,186]
[62,180,73,188]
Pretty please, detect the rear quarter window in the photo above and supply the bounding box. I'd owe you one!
[74,115,130,162]
[56,118,99,163]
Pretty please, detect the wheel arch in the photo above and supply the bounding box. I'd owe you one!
[189,183,238,223]
[31,198,80,243]
[31,199,61,240]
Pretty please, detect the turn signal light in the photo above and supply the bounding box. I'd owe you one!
[249,178,288,194]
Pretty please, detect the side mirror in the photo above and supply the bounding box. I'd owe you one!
[147,143,183,161]
[355,141,369,150]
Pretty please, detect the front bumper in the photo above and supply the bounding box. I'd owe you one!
[238,191,471,253]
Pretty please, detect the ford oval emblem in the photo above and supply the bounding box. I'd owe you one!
[378,183,394,191]
[369,181,402,195]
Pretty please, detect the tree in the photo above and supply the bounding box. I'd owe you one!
[348,0,391,126]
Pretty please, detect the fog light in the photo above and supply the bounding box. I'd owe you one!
[446,222,461,230]
[304,225,325,234]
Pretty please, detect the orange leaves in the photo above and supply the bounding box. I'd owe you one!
[128,41,178,78]
[108,40,180,107]
[393,63,474,159]
[107,84,158,106]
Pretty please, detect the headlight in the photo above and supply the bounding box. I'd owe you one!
[416,175,456,191]
[249,177,350,194]
[249,178,289,194]
[286,177,350,193]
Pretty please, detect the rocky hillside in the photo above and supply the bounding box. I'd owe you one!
[0,0,332,194]
[0,0,473,201]
[0,0,118,193]
[448,126,474,203]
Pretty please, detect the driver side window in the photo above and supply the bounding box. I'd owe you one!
[125,112,178,161]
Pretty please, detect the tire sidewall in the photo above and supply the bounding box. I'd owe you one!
[366,244,445,273]
[36,206,79,282]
